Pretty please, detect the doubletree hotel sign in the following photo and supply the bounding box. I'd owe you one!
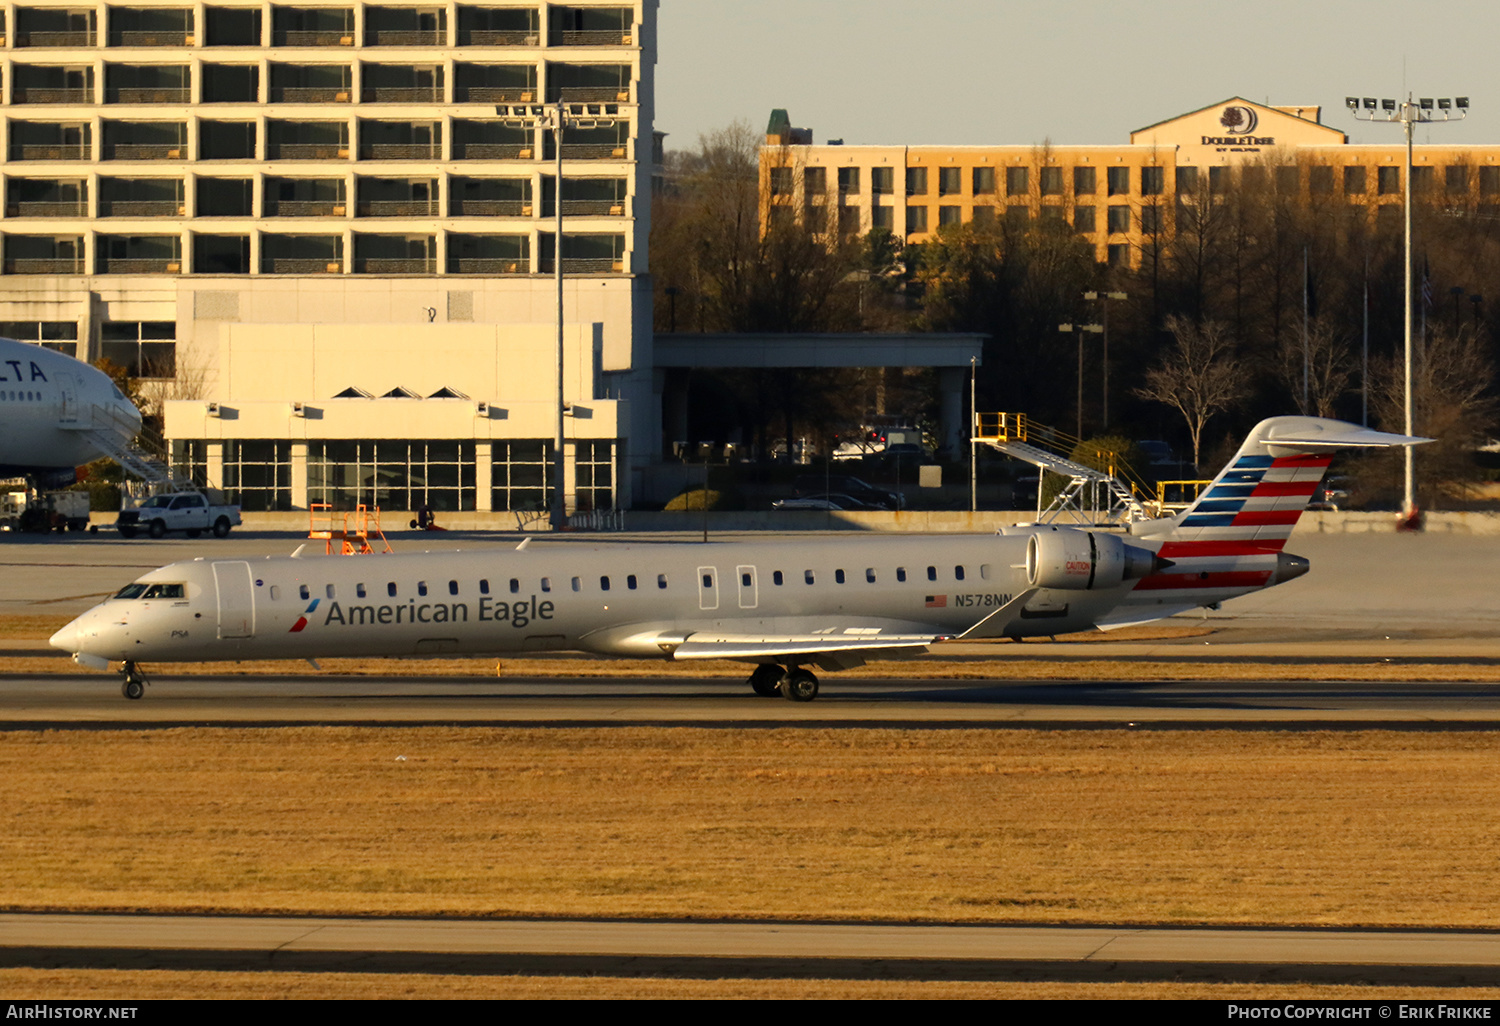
[1202,105,1275,149]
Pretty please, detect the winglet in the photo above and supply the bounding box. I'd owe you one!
[516,536,531,551]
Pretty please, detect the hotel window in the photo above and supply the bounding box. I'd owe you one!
[1275,165,1300,193]
[1107,243,1130,267]
[939,205,962,227]
[872,206,893,230]
[1073,205,1096,233]
[1005,166,1028,196]
[1139,205,1160,234]
[768,167,792,196]
[1074,166,1096,195]
[1377,166,1401,195]
[1344,166,1367,195]
[1040,206,1065,223]
[1480,167,1500,196]
[906,206,927,234]
[1446,165,1469,193]
[1005,206,1028,228]
[972,167,995,195]
[1410,166,1434,193]
[1106,205,1130,234]
[837,167,860,196]
[1107,167,1130,196]
[1040,166,1063,196]
[1309,166,1333,195]
[836,205,859,235]
[906,167,928,197]
[101,321,175,379]
[938,167,961,196]
[870,166,892,195]
[970,205,994,226]
[1209,166,1229,194]
[1141,167,1164,196]
[1175,166,1198,194]
[803,166,826,195]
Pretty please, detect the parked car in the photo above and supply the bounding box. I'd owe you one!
[793,475,901,510]
[773,493,885,512]
[116,491,242,539]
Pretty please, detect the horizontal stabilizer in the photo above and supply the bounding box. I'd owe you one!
[1260,419,1429,455]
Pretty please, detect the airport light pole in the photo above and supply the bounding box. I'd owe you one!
[1348,94,1468,523]
[1059,322,1103,439]
[497,101,622,529]
[1084,291,1126,428]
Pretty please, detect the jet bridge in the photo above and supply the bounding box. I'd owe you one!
[973,412,1151,525]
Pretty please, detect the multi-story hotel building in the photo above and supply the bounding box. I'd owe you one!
[0,0,657,515]
[765,97,1500,267]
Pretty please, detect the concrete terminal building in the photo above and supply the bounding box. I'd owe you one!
[0,0,658,514]
[763,97,1500,267]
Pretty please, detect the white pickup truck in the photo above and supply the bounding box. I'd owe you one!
[116,492,242,539]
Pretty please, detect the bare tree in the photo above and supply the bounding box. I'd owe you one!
[1135,316,1245,469]
[1272,316,1354,418]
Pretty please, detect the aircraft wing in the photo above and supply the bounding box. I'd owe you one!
[666,632,944,661]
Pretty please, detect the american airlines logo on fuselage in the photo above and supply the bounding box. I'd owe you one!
[317,595,556,629]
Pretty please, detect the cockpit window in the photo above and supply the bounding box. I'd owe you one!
[114,582,185,599]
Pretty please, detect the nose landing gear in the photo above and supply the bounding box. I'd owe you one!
[120,660,148,701]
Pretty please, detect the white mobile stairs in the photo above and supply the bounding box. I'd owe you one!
[973,412,1150,525]
[82,401,175,490]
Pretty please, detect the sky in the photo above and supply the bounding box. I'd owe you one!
[655,0,1500,152]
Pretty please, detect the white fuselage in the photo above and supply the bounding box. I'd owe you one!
[0,338,142,477]
[50,532,1285,668]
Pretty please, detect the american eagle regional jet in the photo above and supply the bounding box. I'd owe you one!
[53,416,1419,701]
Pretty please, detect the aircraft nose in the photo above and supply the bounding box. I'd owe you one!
[49,620,80,653]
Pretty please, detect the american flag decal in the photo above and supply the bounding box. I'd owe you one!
[925,595,946,608]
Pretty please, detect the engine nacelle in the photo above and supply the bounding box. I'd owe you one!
[1025,528,1157,591]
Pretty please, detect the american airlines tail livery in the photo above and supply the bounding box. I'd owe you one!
[52,416,1421,701]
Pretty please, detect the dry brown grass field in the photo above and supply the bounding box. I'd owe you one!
[5,968,1499,1001]
[4,726,1500,929]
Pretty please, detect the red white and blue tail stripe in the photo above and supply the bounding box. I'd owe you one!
[1123,417,1424,610]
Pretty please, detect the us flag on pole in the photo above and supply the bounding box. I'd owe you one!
[925,595,946,608]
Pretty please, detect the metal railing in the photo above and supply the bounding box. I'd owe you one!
[366,30,444,46]
[463,30,538,46]
[13,87,93,103]
[550,86,630,103]
[8,201,86,217]
[559,143,627,160]
[361,143,441,159]
[356,258,435,273]
[452,199,529,216]
[558,199,625,216]
[461,86,536,103]
[17,31,95,47]
[360,87,443,103]
[107,144,185,160]
[111,31,192,46]
[13,145,90,160]
[97,258,181,273]
[270,200,346,216]
[4,258,85,273]
[458,143,531,159]
[540,257,622,273]
[554,30,633,46]
[449,258,526,274]
[107,88,190,104]
[263,258,342,273]
[274,144,349,160]
[272,87,351,103]
[105,201,183,216]
[357,200,439,216]
[274,31,354,46]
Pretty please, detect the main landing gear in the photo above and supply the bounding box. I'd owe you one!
[747,664,820,702]
[120,660,148,701]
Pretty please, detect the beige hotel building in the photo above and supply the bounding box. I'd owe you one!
[0,0,658,515]
[764,96,1500,266]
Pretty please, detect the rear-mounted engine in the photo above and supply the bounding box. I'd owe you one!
[1025,528,1158,591]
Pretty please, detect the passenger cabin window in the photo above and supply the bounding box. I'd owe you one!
[927,566,937,581]
[835,569,846,584]
[387,582,398,597]
[600,576,611,591]
[955,566,965,581]
[299,584,310,600]
[479,579,490,594]
[804,570,815,585]
[326,584,336,599]
[897,567,907,582]
[269,585,281,600]
[701,572,712,588]
[510,578,520,594]
[657,574,667,589]
[773,571,784,586]
[417,581,428,596]
[741,572,751,587]
[980,564,991,580]
[627,574,638,590]
[866,568,876,583]
[542,577,553,593]
[357,583,367,598]
[571,577,581,592]
[448,580,459,596]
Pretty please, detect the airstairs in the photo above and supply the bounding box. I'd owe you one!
[76,402,175,490]
[973,412,1151,525]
